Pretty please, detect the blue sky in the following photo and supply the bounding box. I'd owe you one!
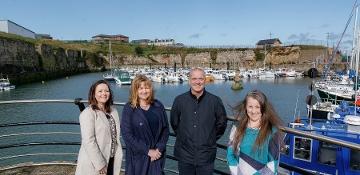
[0,0,357,49]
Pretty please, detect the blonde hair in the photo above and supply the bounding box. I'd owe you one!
[129,75,154,108]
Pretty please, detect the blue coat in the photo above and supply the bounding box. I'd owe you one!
[121,100,169,175]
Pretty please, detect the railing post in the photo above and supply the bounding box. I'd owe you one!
[74,98,85,112]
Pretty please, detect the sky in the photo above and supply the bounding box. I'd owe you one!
[0,0,357,50]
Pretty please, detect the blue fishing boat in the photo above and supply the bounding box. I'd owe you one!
[280,118,360,175]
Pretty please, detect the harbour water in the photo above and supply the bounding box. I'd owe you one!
[0,71,315,173]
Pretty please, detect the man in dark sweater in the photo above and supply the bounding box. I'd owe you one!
[170,67,227,175]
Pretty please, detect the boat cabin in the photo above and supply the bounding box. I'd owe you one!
[280,121,360,174]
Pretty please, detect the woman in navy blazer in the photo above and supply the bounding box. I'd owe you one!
[121,75,169,175]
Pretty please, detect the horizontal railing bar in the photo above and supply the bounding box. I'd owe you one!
[0,99,86,104]
[0,142,81,149]
[164,168,179,174]
[215,157,227,162]
[0,121,79,128]
[0,99,164,110]
[0,153,78,161]
[279,162,316,175]
[0,132,80,139]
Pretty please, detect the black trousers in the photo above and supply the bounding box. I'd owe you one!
[107,157,114,175]
[178,161,214,175]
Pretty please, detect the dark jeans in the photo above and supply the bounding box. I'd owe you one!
[107,157,114,175]
[178,161,214,175]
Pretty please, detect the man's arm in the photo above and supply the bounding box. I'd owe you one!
[215,97,227,140]
[170,97,180,135]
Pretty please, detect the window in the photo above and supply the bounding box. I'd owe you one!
[350,149,360,171]
[293,136,312,161]
[317,142,336,166]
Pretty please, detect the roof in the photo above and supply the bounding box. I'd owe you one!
[0,19,36,34]
[92,34,128,39]
[131,39,151,43]
[256,38,282,45]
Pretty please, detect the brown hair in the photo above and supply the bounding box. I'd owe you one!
[129,75,154,108]
[232,90,282,152]
[88,80,114,113]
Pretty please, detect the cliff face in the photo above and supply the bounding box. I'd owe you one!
[1,34,332,85]
[36,44,87,72]
[0,38,40,73]
[109,46,329,71]
[0,37,92,84]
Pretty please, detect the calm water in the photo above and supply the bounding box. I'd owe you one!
[0,72,315,172]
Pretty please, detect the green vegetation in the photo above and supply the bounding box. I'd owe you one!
[0,32,327,63]
[0,32,35,44]
[293,45,326,50]
[210,50,218,63]
[254,49,264,61]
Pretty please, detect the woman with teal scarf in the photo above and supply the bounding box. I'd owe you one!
[227,90,283,175]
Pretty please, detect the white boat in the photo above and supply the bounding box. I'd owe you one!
[0,77,15,91]
[114,70,131,85]
[344,115,360,126]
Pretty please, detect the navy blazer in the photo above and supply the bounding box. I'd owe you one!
[121,99,169,175]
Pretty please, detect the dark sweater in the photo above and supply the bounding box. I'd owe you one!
[142,106,159,138]
[170,90,227,165]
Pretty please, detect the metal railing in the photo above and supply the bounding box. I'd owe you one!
[1,99,360,175]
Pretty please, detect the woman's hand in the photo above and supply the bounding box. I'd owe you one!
[148,149,162,161]
[99,166,107,174]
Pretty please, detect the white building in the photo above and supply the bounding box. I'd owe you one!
[0,20,36,39]
[148,39,175,46]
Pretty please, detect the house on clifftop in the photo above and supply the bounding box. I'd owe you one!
[91,34,129,43]
[0,20,36,39]
[256,38,282,48]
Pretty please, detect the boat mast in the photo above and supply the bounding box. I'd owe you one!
[109,40,113,74]
[351,7,359,70]
[354,5,360,114]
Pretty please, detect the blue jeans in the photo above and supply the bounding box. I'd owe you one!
[178,161,214,175]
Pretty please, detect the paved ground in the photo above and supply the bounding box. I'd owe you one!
[0,163,124,175]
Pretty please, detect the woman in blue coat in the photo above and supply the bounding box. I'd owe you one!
[121,75,169,175]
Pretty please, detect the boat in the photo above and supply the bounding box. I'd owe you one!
[114,70,131,85]
[280,118,360,175]
[0,77,15,91]
[281,6,360,171]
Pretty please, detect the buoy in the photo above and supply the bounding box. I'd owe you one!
[231,71,243,90]
[231,82,243,90]
[231,71,243,91]
[205,75,214,83]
